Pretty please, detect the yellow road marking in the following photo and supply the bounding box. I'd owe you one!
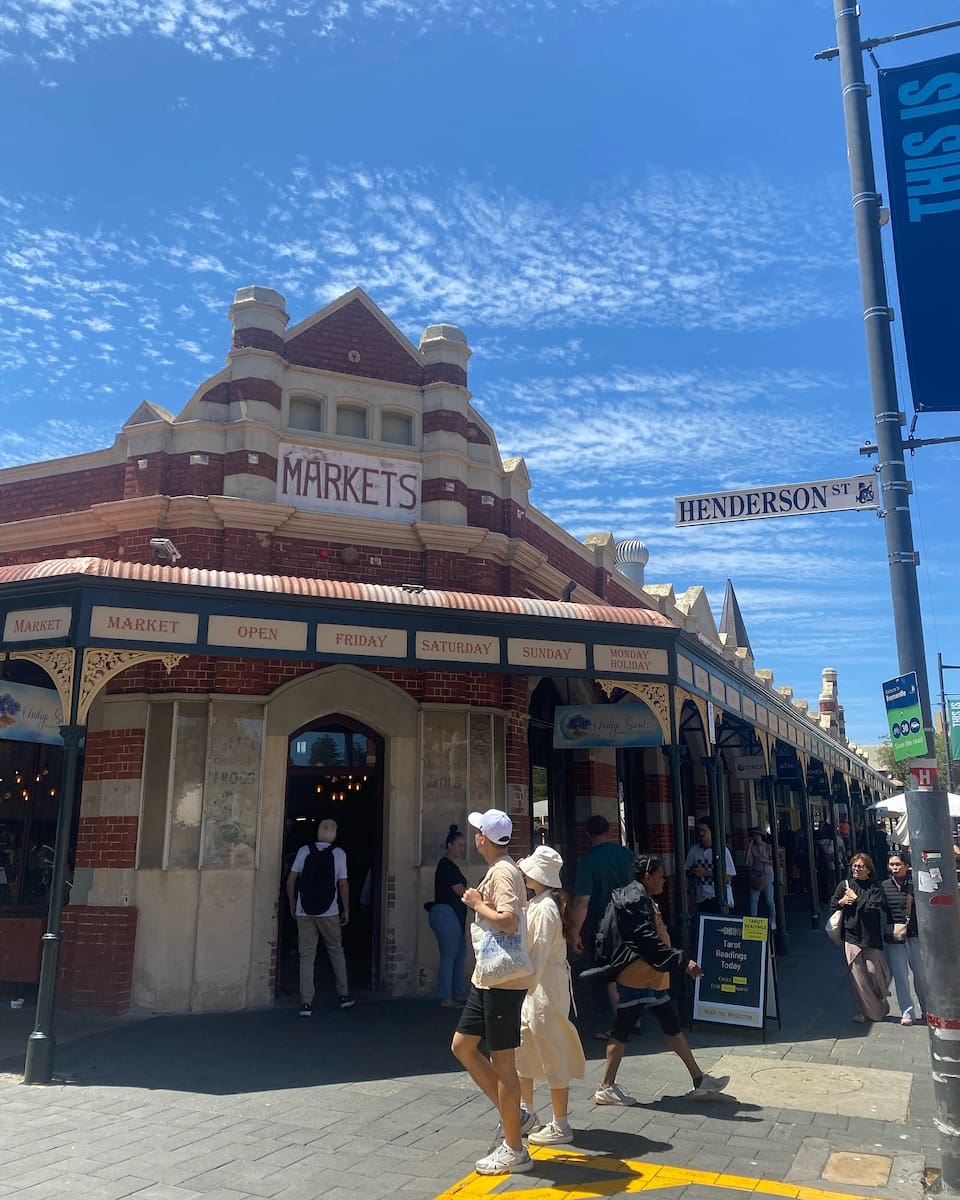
[432,1146,888,1200]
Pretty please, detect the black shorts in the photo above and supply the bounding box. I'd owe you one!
[456,984,525,1052]
[610,999,682,1043]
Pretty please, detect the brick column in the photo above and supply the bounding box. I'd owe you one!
[504,674,531,851]
[59,726,145,1014]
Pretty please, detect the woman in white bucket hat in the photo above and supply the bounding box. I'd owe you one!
[514,845,586,1145]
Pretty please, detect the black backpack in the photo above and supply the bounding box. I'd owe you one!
[297,844,338,915]
[586,882,646,980]
[594,893,626,969]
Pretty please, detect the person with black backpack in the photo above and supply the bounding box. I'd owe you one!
[286,818,354,1015]
[582,853,728,1105]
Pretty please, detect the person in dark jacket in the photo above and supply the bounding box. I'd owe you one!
[587,854,728,1105]
[830,852,892,1023]
[881,853,926,1025]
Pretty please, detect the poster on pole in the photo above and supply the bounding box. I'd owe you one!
[693,915,770,1029]
[877,53,960,413]
[883,672,928,762]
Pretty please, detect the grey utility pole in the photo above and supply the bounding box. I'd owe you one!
[829,2,960,1193]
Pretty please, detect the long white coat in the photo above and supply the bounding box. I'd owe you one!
[515,890,587,1088]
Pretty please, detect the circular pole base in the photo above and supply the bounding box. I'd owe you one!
[23,1031,56,1085]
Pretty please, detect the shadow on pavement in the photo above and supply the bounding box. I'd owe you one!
[639,1093,764,1121]
[0,896,882,1097]
[537,1131,673,1168]
[0,998,467,1094]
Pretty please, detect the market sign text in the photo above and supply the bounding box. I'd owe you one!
[277,442,422,522]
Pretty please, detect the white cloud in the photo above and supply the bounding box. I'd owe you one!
[1,0,625,62]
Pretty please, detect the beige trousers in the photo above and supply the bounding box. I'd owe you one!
[297,914,349,1001]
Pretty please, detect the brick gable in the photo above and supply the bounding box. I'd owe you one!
[285,298,423,386]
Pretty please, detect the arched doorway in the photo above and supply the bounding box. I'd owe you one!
[277,715,384,1000]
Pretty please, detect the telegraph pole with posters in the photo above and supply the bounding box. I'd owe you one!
[819,5,960,1193]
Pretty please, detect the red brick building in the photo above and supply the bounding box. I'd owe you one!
[0,286,888,1013]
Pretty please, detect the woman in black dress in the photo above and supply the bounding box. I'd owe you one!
[428,825,468,1008]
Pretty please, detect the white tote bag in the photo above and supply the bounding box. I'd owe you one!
[825,878,850,946]
[470,910,533,987]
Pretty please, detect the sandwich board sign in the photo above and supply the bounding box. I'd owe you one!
[693,915,779,1031]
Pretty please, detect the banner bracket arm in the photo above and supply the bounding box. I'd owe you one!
[815,19,960,62]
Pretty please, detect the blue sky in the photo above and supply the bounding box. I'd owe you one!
[1,0,958,746]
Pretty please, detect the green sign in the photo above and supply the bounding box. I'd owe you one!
[883,672,927,762]
[950,699,960,763]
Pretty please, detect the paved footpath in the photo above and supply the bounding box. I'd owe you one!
[0,904,939,1200]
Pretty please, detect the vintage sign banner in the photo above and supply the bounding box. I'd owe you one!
[553,703,664,749]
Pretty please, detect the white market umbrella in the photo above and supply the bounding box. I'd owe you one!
[868,792,960,817]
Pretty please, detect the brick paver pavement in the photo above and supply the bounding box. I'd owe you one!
[0,901,938,1199]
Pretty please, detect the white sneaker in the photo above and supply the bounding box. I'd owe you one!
[475,1143,533,1175]
[492,1105,538,1149]
[520,1106,540,1136]
[691,1072,729,1096]
[594,1082,637,1106]
[528,1119,573,1145]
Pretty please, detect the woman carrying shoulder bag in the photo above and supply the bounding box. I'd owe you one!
[746,826,776,931]
[830,852,893,1024]
[881,853,926,1026]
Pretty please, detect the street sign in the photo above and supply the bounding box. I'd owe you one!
[675,475,878,527]
[883,671,928,762]
[910,763,938,791]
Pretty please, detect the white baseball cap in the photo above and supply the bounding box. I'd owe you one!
[468,808,512,845]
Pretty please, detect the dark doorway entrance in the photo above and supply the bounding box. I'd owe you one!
[277,716,383,1001]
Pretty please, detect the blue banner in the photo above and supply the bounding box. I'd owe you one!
[0,681,63,745]
[553,703,664,749]
[878,53,960,413]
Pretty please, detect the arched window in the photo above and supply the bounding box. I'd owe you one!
[336,404,368,439]
[288,394,325,433]
[381,410,413,446]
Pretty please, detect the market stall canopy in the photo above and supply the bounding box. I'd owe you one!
[868,793,960,817]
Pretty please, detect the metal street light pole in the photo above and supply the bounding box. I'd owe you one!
[829,3,960,1190]
[940,655,959,793]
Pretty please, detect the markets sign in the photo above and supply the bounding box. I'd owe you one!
[878,53,960,413]
[0,681,64,745]
[693,915,770,1029]
[883,671,928,762]
[675,476,877,527]
[277,443,422,523]
[553,703,664,749]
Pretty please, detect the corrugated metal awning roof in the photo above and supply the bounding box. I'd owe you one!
[0,557,676,628]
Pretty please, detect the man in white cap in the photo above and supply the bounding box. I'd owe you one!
[451,808,535,1176]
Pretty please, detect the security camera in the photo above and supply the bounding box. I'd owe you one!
[149,538,182,564]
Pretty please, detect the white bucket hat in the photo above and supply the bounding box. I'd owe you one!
[517,845,564,889]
